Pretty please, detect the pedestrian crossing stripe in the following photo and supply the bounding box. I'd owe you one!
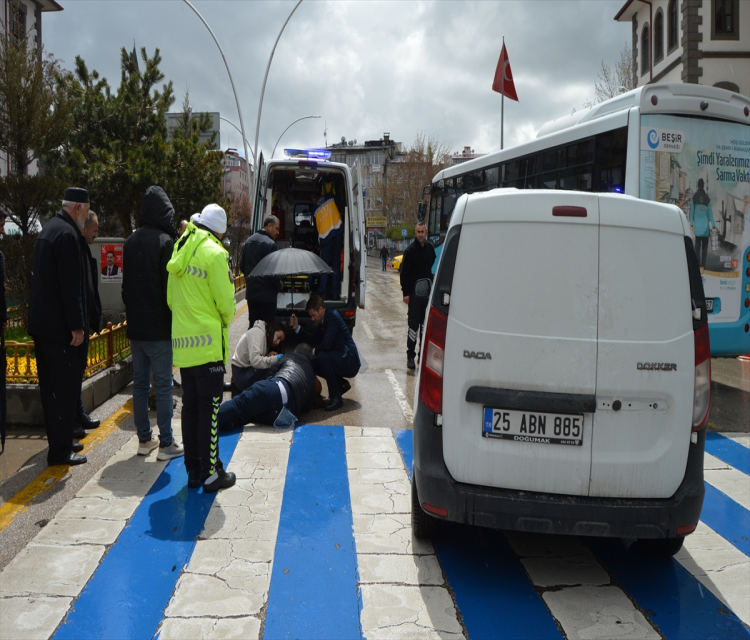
[1,426,748,640]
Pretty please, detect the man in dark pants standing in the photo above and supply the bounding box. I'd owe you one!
[28,188,91,466]
[400,221,436,370]
[380,244,389,271]
[289,293,360,411]
[242,215,280,327]
[218,344,316,430]
[72,211,103,440]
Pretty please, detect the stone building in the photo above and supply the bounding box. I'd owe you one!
[222,149,251,203]
[615,0,749,96]
[450,146,486,166]
[328,133,403,218]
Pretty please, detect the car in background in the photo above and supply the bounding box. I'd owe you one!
[391,254,403,271]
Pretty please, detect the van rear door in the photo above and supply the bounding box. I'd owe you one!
[350,162,366,309]
[591,196,694,498]
[442,191,600,497]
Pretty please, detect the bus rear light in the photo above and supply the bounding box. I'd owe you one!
[422,502,448,517]
[692,323,711,431]
[419,306,447,415]
[343,310,355,317]
[677,524,697,535]
[745,299,749,308]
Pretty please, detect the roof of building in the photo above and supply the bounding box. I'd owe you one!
[614,0,639,22]
[39,0,64,12]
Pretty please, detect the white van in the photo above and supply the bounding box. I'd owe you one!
[411,189,711,557]
[252,152,366,330]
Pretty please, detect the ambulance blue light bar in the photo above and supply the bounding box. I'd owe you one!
[284,148,332,160]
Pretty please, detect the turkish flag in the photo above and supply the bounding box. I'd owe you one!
[492,44,519,101]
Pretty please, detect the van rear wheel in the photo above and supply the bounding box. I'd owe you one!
[411,474,441,540]
[636,537,685,557]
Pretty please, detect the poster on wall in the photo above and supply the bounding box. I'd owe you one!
[100,244,123,283]
[640,114,750,324]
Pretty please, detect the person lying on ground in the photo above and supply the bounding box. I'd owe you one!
[229,320,286,393]
[219,343,316,431]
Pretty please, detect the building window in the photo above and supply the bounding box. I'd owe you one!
[9,0,28,47]
[654,10,664,62]
[641,24,650,76]
[712,0,739,40]
[668,0,679,51]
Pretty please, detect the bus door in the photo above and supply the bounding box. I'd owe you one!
[252,151,266,231]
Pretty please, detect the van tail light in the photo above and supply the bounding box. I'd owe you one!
[418,306,447,415]
[692,323,711,431]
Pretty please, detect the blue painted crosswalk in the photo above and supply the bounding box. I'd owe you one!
[1,426,748,639]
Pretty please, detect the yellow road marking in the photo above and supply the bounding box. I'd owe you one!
[234,302,247,319]
[0,399,134,534]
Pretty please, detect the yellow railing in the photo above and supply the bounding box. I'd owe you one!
[5,321,131,384]
[234,273,246,293]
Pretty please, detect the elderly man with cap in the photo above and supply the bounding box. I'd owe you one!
[28,188,92,466]
[168,204,236,491]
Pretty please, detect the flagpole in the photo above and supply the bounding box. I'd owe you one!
[501,36,505,150]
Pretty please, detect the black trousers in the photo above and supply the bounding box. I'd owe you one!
[407,297,429,359]
[231,363,269,393]
[247,299,276,329]
[180,362,225,476]
[313,351,359,398]
[35,339,87,463]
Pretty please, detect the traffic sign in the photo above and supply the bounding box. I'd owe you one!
[401,228,408,237]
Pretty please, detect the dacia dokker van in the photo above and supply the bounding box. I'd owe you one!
[411,190,711,557]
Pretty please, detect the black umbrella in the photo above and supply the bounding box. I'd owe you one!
[249,248,333,309]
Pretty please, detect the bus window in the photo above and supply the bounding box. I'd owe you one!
[428,195,442,239]
[543,149,563,173]
[595,127,628,192]
[485,166,500,188]
[568,140,594,165]
[442,193,458,232]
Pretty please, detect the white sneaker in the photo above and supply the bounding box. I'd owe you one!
[157,441,185,461]
[137,437,159,456]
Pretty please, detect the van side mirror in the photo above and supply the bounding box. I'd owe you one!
[413,278,432,300]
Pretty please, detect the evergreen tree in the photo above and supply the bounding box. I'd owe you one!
[0,35,73,236]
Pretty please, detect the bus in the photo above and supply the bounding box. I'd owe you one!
[425,83,750,357]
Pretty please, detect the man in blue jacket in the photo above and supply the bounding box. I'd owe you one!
[289,293,360,411]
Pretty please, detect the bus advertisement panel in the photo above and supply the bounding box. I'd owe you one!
[640,114,750,328]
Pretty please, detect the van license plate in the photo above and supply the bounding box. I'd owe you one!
[483,408,583,446]
[705,299,714,312]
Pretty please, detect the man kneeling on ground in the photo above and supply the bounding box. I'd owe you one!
[288,293,360,411]
[219,344,316,431]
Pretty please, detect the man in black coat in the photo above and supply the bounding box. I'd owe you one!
[242,215,280,328]
[218,343,316,430]
[122,186,184,461]
[28,188,91,466]
[289,293,360,411]
[400,221,436,370]
[71,211,103,438]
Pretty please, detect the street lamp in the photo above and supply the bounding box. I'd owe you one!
[181,0,252,205]
[252,0,304,224]
[271,115,321,159]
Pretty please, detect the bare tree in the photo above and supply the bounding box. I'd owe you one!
[593,44,635,103]
[226,191,252,275]
[372,132,451,226]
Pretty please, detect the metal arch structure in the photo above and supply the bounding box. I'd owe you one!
[181,0,252,205]
[252,0,304,226]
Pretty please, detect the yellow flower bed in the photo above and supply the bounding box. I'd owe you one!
[5,352,130,384]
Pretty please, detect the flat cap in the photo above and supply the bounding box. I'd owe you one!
[64,187,90,203]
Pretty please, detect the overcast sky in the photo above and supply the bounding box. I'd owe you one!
[42,0,631,162]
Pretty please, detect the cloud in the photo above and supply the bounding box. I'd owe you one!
[42,0,628,159]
